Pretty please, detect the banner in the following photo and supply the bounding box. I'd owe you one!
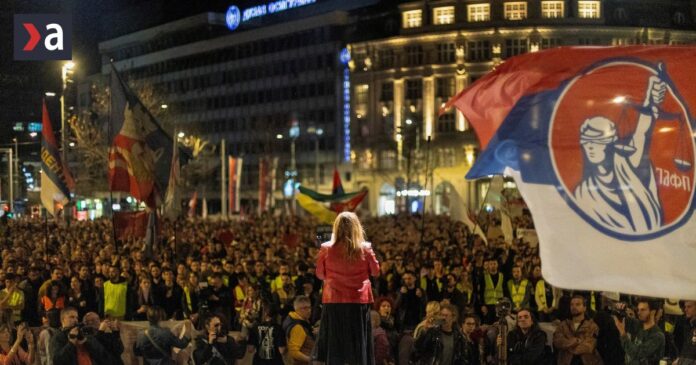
[228,157,243,213]
[163,137,181,219]
[40,100,74,216]
[113,211,149,239]
[258,157,268,214]
[447,46,696,298]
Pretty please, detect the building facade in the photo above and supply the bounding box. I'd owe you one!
[347,0,696,221]
[82,0,394,212]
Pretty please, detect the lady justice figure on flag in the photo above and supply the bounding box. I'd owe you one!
[574,75,667,234]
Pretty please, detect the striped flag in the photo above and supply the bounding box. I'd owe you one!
[40,100,74,216]
[228,157,243,213]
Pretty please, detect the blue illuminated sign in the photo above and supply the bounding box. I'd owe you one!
[227,0,317,31]
[226,6,241,31]
[343,67,350,162]
[27,122,42,132]
[340,48,350,65]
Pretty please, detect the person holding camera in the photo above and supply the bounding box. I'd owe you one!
[614,299,665,365]
[553,295,603,365]
[193,314,246,365]
[49,307,110,365]
[413,303,472,365]
[83,312,124,365]
[0,322,34,364]
[134,306,191,365]
[674,300,696,365]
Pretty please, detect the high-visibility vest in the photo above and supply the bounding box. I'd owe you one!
[484,273,504,305]
[590,291,596,311]
[508,279,528,308]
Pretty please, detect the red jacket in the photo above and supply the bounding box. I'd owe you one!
[316,241,380,304]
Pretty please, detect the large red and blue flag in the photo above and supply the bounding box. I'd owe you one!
[447,46,696,299]
[40,100,74,216]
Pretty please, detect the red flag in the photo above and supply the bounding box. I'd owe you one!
[188,191,198,217]
[113,211,149,239]
[331,189,368,213]
[258,157,272,213]
[228,157,243,213]
[108,108,157,209]
[331,168,344,196]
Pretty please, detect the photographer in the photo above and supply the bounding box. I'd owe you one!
[193,314,246,365]
[83,312,124,365]
[614,299,665,365]
[49,307,110,365]
[591,292,625,365]
[674,300,696,364]
[413,303,471,365]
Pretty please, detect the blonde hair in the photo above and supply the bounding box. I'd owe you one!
[332,212,365,260]
[425,301,441,320]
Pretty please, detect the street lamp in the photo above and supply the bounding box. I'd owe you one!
[307,126,323,190]
[45,92,56,97]
[61,61,76,165]
[0,149,13,211]
[177,131,185,139]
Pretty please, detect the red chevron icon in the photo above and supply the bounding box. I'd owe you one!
[22,23,40,51]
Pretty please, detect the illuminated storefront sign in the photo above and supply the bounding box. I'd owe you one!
[226,0,317,31]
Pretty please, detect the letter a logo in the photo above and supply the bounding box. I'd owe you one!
[14,14,72,61]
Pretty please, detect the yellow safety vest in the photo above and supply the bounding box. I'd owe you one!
[484,273,504,305]
[104,281,128,319]
[590,291,596,311]
[234,286,246,311]
[508,279,528,308]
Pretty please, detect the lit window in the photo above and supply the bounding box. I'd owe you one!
[541,1,564,18]
[467,4,490,22]
[578,1,601,19]
[402,10,423,28]
[433,6,455,25]
[504,2,527,20]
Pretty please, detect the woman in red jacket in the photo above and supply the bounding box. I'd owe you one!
[314,212,380,365]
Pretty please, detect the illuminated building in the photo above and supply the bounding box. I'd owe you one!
[348,0,696,219]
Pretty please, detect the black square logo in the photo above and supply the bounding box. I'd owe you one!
[14,14,72,61]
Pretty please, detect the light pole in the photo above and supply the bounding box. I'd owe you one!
[12,138,18,201]
[0,149,13,211]
[288,119,300,214]
[61,61,75,166]
[307,126,323,190]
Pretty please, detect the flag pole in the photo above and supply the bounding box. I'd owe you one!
[419,136,431,246]
[108,60,117,247]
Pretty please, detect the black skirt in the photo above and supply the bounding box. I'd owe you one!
[313,303,374,365]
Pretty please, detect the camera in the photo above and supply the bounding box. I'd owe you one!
[432,318,445,327]
[495,298,512,319]
[69,323,92,341]
[611,305,627,320]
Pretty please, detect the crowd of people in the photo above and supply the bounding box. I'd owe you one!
[0,211,691,364]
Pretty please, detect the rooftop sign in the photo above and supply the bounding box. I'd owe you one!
[226,0,317,31]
